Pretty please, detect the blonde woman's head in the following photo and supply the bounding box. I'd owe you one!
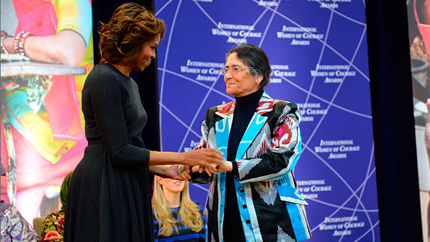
[152,176,204,236]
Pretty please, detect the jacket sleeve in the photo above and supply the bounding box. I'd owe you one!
[236,102,302,183]
[190,108,214,184]
[4,205,40,242]
[194,118,209,150]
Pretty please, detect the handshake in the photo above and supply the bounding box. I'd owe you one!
[167,148,233,181]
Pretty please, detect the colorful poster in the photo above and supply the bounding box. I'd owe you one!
[0,0,93,224]
[407,0,430,241]
[155,0,380,241]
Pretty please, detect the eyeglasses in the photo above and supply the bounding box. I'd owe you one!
[220,65,252,75]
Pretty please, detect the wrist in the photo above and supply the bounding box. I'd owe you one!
[1,34,11,54]
[178,152,186,164]
[5,36,14,53]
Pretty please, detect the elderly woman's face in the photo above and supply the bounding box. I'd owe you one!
[224,53,262,97]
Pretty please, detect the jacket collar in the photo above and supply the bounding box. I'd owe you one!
[215,91,274,119]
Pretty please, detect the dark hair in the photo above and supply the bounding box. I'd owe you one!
[226,44,271,89]
[98,3,165,66]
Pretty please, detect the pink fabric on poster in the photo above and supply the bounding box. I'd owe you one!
[1,123,86,222]
[12,0,84,140]
[14,186,47,223]
[12,0,57,36]
[415,0,430,56]
[44,76,84,140]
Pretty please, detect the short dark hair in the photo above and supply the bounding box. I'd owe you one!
[98,3,165,66]
[226,44,271,89]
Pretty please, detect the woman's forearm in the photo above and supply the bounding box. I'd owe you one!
[148,149,224,175]
[3,30,86,65]
[148,151,184,166]
[148,165,170,177]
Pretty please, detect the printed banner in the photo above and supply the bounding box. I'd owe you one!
[1,0,93,224]
[155,1,380,241]
[407,0,430,240]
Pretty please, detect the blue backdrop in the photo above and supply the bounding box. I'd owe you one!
[155,0,380,241]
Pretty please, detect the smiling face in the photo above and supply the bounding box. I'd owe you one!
[131,35,160,72]
[224,53,262,97]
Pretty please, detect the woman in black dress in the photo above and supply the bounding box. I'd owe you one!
[64,3,224,242]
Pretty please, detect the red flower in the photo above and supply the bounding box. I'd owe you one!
[58,216,65,226]
[43,230,62,240]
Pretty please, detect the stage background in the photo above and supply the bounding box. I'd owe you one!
[155,1,380,241]
[1,0,424,240]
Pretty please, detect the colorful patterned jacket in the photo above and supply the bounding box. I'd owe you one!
[0,202,39,242]
[193,92,311,242]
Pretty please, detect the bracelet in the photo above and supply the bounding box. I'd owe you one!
[13,31,23,54]
[1,31,9,54]
[14,31,32,56]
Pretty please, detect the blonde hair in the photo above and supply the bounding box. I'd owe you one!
[152,177,204,236]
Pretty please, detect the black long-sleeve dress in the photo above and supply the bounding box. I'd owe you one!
[64,63,153,242]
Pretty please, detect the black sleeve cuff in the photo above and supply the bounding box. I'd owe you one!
[190,171,211,184]
[231,160,239,176]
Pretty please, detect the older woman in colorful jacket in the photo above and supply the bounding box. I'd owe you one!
[190,44,312,242]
